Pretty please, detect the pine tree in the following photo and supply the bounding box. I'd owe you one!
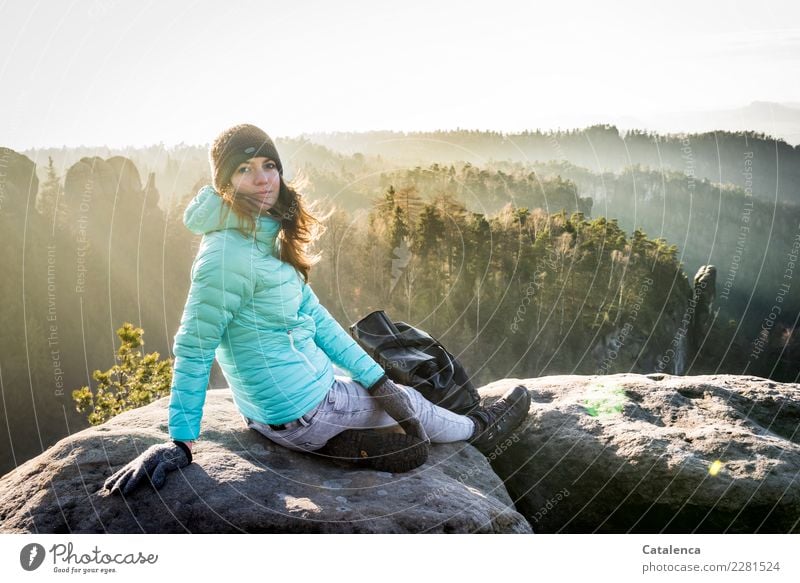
[72,323,173,425]
[36,156,67,231]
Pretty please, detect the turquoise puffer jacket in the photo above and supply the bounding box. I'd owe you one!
[168,185,385,441]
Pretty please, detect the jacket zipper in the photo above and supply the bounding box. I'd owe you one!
[287,329,318,374]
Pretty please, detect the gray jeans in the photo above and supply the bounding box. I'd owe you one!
[244,376,475,452]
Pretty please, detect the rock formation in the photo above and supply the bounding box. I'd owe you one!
[0,149,197,478]
[1,373,797,534]
[483,374,800,533]
[0,390,530,534]
[0,147,39,219]
[689,264,717,356]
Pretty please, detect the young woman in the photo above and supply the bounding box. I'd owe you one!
[105,124,530,496]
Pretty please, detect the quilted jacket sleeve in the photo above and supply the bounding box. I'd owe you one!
[168,242,255,441]
[299,282,386,390]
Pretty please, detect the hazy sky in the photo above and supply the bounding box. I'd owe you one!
[2,0,799,148]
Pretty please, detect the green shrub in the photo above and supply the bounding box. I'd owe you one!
[72,323,173,425]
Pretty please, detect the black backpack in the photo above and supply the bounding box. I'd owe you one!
[349,310,480,415]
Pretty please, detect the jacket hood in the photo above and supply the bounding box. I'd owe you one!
[183,185,281,247]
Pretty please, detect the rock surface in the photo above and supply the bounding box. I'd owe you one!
[3,373,797,534]
[0,390,530,534]
[0,147,39,217]
[482,373,800,533]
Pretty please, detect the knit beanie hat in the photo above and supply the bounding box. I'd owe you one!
[209,124,283,192]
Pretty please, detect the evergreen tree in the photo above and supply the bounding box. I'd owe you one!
[36,156,67,232]
[72,323,172,425]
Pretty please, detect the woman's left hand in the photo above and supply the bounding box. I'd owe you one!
[104,441,192,496]
[369,377,430,444]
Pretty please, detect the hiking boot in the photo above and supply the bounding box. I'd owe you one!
[467,385,531,455]
[318,429,429,473]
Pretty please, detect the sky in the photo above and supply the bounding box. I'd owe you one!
[1,0,799,148]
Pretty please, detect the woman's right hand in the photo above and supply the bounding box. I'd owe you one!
[370,377,430,444]
[104,441,192,496]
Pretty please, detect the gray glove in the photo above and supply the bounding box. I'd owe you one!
[104,441,192,496]
[370,376,430,444]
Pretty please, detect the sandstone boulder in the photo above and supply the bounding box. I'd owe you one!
[4,373,796,534]
[0,390,530,534]
[483,373,800,533]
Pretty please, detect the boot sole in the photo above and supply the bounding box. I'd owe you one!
[318,429,430,473]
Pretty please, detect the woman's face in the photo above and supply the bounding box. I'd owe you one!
[230,156,280,213]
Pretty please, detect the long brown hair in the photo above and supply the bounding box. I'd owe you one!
[219,171,330,283]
